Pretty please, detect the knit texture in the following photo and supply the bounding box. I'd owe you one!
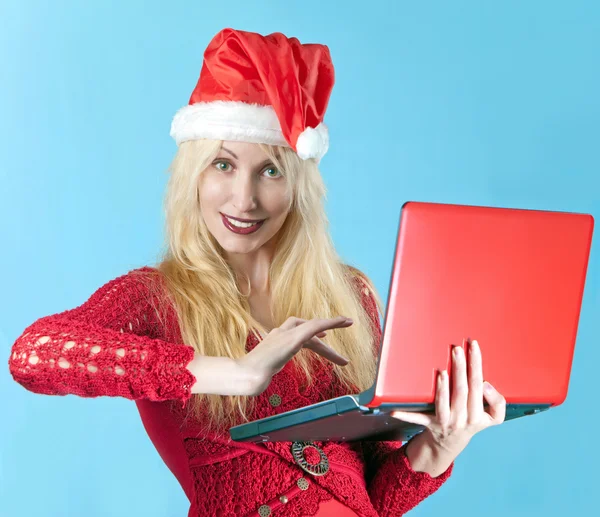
[8,266,453,516]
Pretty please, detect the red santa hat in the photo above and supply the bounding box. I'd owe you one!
[170,28,335,162]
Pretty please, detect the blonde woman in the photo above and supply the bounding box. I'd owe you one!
[8,28,505,517]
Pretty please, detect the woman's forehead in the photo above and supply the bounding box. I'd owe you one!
[220,141,268,157]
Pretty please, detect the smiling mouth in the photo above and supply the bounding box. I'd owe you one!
[220,213,266,234]
[222,213,265,224]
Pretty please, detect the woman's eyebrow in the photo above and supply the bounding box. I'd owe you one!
[221,147,238,159]
[218,150,275,171]
[256,159,275,169]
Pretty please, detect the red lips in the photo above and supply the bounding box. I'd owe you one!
[220,213,265,235]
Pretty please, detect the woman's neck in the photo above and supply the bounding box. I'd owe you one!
[224,247,274,295]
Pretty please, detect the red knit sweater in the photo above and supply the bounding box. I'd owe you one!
[8,266,452,516]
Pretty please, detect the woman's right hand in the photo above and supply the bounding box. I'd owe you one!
[236,316,353,396]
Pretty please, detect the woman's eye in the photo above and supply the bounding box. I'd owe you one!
[262,166,281,178]
[214,161,232,172]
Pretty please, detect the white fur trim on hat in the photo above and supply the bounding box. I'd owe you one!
[170,100,289,148]
[296,123,329,162]
[170,100,329,162]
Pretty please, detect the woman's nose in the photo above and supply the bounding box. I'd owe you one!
[231,173,258,213]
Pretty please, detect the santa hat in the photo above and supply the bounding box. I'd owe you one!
[169,28,335,162]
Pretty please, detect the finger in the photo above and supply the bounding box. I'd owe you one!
[467,339,484,421]
[303,336,349,365]
[279,316,304,331]
[293,316,353,344]
[436,370,450,426]
[482,382,506,426]
[279,316,349,333]
[279,319,329,337]
[450,345,468,425]
[390,410,433,427]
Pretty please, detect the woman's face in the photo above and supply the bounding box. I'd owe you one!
[198,141,292,255]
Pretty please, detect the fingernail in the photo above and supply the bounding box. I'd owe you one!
[484,381,493,393]
[345,318,353,323]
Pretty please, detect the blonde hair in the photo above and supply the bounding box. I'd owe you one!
[134,139,384,432]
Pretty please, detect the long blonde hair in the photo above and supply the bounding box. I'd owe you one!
[134,139,383,432]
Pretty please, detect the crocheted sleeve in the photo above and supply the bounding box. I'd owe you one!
[348,269,453,516]
[8,267,197,407]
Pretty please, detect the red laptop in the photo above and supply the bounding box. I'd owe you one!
[230,201,594,443]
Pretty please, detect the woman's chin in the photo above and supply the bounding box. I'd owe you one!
[218,236,262,254]
[208,222,281,255]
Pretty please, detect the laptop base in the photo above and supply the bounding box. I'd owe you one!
[229,395,551,443]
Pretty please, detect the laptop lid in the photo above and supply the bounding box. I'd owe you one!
[361,201,594,409]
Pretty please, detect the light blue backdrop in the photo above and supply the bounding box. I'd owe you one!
[1,1,598,516]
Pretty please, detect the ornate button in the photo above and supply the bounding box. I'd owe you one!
[258,504,271,516]
[297,477,310,490]
[268,394,282,407]
[279,495,289,504]
[291,441,329,476]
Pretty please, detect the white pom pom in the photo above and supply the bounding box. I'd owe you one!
[296,123,329,162]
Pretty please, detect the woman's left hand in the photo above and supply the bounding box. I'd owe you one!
[390,339,506,464]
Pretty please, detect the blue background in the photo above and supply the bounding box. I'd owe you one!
[1,1,598,515]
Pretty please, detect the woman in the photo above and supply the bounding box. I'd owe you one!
[8,28,506,516]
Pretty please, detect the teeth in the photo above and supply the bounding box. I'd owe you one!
[225,216,261,228]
